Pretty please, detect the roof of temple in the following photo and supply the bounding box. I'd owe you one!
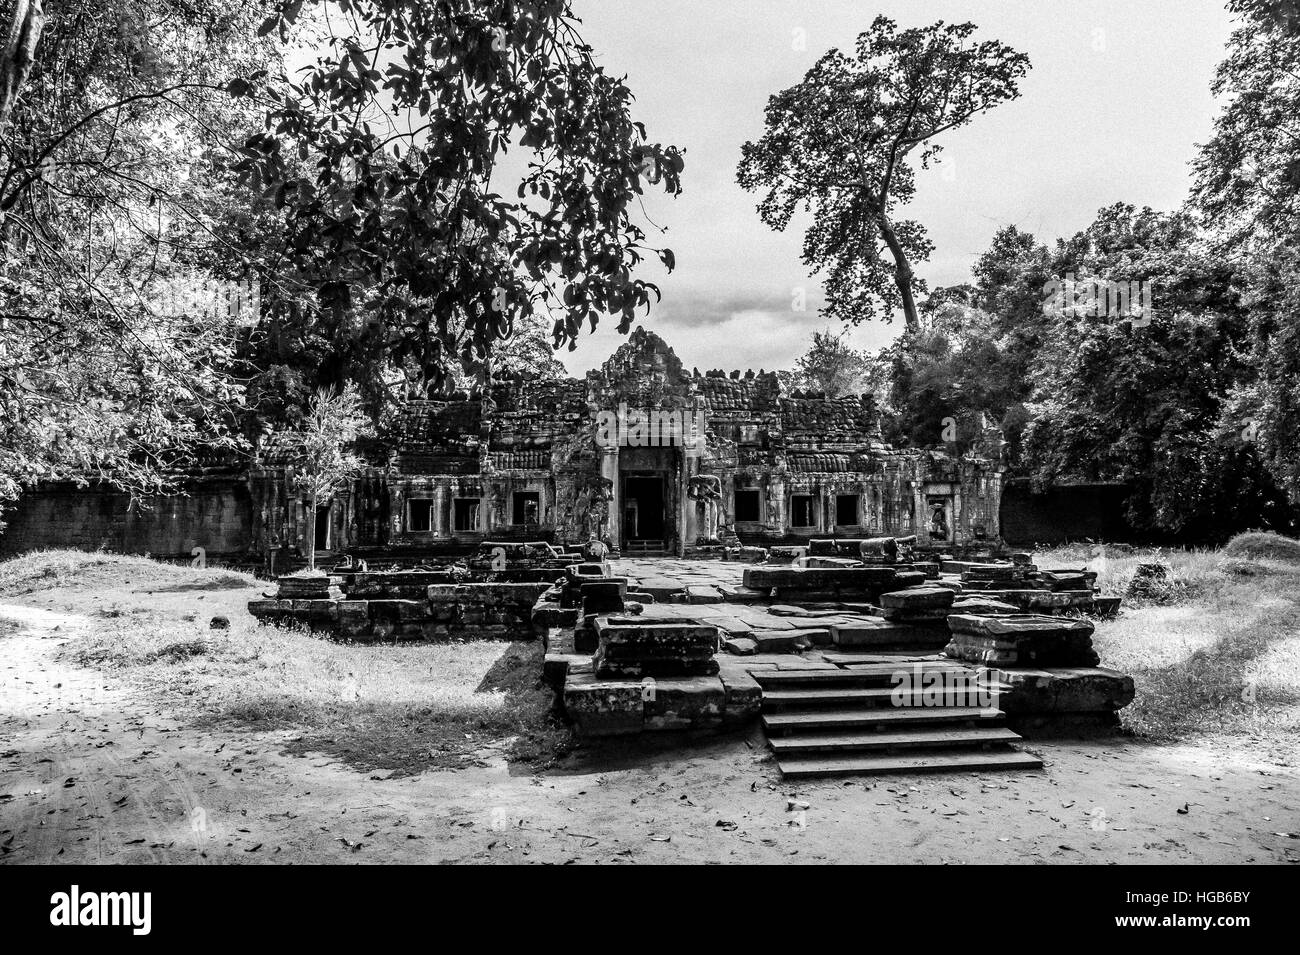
[277,328,901,466]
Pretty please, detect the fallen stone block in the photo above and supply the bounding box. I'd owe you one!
[880,607,952,623]
[832,618,952,651]
[743,566,898,591]
[768,605,841,618]
[247,599,286,617]
[751,628,825,653]
[945,614,1099,666]
[722,635,758,655]
[716,664,763,724]
[962,589,1095,612]
[563,673,645,736]
[642,677,726,730]
[993,666,1135,714]
[682,584,725,603]
[1041,571,1090,592]
[714,583,766,603]
[948,613,1096,640]
[800,556,863,569]
[951,596,1021,616]
[879,585,955,611]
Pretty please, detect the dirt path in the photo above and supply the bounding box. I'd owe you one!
[2,602,1298,865]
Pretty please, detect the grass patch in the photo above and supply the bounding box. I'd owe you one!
[0,547,259,597]
[1,548,570,776]
[1222,530,1300,562]
[63,612,570,775]
[1035,543,1300,740]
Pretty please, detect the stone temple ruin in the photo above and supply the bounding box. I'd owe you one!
[242,329,1135,778]
[253,327,1007,569]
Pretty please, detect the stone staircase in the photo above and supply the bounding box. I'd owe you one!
[757,662,1044,778]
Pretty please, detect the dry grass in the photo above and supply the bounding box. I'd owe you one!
[1,548,569,775]
[1035,541,1300,741]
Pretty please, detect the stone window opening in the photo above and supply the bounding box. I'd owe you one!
[512,491,540,526]
[734,488,761,523]
[453,498,480,532]
[836,494,860,527]
[407,498,434,533]
[790,494,816,528]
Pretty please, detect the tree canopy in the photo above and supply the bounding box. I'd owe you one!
[235,0,683,397]
[738,16,1028,333]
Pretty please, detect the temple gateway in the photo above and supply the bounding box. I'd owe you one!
[0,328,1008,568]
[253,328,1006,565]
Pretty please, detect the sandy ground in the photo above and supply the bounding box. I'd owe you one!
[2,598,1298,865]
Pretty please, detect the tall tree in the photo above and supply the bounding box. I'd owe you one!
[0,2,279,521]
[737,16,1028,333]
[1019,205,1279,538]
[235,0,683,396]
[1193,1,1300,503]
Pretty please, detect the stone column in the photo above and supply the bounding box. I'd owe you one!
[601,447,620,547]
[432,484,447,537]
[768,476,786,533]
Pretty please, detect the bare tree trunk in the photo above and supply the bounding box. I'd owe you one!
[878,213,920,334]
[0,0,43,135]
[306,489,317,572]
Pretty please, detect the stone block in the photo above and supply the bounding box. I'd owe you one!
[716,663,764,724]
[368,599,425,622]
[532,604,579,629]
[800,556,863,569]
[683,584,725,603]
[743,566,898,591]
[642,677,726,730]
[879,585,955,611]
[951,596,1021,616]
[247,599,284,617]
[752,628,822,653]
[945,614,1098,667]
[722,636,758,655]
[564,672,645,736]
[580,579,627,616]
[831,618,950,651]
[992,666,1135,714]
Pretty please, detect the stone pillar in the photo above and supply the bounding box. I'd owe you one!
[952,484,964,545]
[601,447,620,547]
[768,475,786,533]
[432,484,447,537]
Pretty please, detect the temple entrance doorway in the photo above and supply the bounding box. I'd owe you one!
[618,445,674,555]
[622,475,665,551]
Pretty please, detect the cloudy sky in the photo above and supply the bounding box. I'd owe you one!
[554,0,1236,375]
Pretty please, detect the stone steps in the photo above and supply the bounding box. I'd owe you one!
[763,686,984,708]
[775,749,1044,778]
[768,726,1024,753]
[755,663,971,688]
[756,663,1042,778]
[762,705,1006,732]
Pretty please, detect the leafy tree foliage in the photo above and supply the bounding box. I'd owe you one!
[738,16,1028,333]
[1192,1,1300,511]
[882,300,1017,454]
[235,0,683,399]
[0,1,279,518]
[789,328,885,399]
